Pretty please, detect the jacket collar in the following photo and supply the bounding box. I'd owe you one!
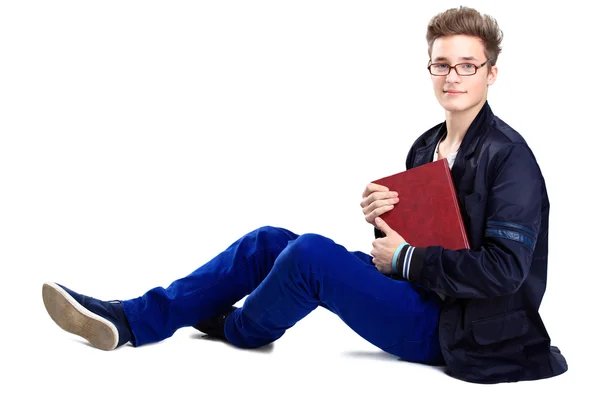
[412,100,494,168]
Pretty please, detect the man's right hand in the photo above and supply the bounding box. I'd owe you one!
[360,183,399,226]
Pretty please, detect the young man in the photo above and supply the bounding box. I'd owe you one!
[42,6,567,383]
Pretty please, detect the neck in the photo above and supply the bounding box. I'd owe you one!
[443,98,487,146]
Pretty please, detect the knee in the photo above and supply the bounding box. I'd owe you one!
[283,233,335,261]
[273,234,340,281]
[251,225,297,249]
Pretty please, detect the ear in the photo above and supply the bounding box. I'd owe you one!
[487,64,498,86]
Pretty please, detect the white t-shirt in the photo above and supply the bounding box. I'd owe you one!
[433,137,458,168]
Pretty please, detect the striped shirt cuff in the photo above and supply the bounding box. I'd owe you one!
[392,245,426,281]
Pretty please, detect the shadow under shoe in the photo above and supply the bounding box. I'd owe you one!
[42,282,133,351]
[193,306,238,340]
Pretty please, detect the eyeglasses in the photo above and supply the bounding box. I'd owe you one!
[427,60,489,76]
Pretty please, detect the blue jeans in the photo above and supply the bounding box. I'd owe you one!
[121,226,444,364]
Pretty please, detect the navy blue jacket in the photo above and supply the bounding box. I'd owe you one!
[377,101,568,383]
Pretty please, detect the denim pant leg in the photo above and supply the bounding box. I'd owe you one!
[225,233,444,365]
[120,226,299,346]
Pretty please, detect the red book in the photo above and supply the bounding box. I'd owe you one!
[371,158,470,250]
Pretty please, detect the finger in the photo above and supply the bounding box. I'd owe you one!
[366,190,397,205]
[372,259,382,271]
[362,185,397,204]
[374,217,392,234]
[361,191,389,208]
[362,195,398,214]
[366,205,394,223]
[362,183,389,199]
[370,248,381,261]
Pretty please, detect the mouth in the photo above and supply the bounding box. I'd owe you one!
[444,90,466,96]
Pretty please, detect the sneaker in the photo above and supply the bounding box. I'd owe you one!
[42,282,132,351]
[192,306,238,340]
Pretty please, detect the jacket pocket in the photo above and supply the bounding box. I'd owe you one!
[471,310,528,346]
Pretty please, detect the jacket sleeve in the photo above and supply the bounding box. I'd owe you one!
[391,143,543,298]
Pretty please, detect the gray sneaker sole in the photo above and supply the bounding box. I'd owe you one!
[42,282,119,351]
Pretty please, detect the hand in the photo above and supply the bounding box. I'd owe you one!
[360,183,399,226]
[370,217,406,274]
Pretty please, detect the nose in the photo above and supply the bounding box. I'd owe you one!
[445,67,461,83]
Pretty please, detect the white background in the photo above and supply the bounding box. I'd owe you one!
[1,0,597,398]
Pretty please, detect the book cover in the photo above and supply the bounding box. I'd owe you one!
[371,158,470,250]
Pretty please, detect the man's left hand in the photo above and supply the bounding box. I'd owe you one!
[370,217,406,274]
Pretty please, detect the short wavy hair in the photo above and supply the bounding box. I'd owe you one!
[426,6,504,69]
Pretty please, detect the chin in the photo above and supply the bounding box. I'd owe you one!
[437,93,479,113]
[440,102,469,113]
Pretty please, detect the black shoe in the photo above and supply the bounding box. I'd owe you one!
[42,282,133,351]
[193,306,238,340]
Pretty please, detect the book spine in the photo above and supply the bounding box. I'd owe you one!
[442,158,471,249]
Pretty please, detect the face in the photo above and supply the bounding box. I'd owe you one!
[429,34,497,114]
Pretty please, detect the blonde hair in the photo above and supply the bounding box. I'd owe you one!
[426,6,503,68]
